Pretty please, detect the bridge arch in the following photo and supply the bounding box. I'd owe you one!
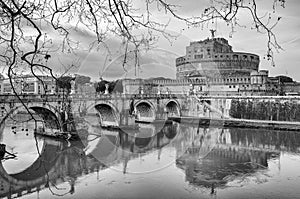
[84,101,120,128]
[134,100,156,123]
[1,102,62,130]
[165,99,181,117]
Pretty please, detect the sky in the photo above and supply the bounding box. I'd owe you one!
[9,0,300,82]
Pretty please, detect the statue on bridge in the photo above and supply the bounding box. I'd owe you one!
[129,98,135,116]
[70,79,76,94]
[104,83,109,94]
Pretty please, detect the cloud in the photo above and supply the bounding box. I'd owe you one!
[6,0,299,82]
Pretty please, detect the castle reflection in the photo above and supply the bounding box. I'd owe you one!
[1,122,300,198]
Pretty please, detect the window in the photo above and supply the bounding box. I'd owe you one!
[194,54,203,59]
[3,84,11,93]
[207,48,211,55]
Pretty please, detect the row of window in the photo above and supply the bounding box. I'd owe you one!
[223,77,251,83]
[188,46,229,54]
[0,82,55,94]
[229,85,250,88]
[193,77,251,83]
[187,54,258,61]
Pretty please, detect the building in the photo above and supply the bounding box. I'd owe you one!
[0,75,56,95]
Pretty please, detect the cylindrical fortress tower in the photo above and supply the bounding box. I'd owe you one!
[175,37,260,79]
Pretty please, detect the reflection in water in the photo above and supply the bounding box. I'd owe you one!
[177,141,275,188]
[1,119,300,198]
[176,127,281,189]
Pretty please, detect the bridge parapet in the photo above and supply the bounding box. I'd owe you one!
[0,93,189,103]
[72,93,188,101]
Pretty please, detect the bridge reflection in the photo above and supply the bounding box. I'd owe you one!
[0,123,179,198]
[1,123,300,198]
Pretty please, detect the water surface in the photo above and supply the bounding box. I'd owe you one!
[1,119,300,199]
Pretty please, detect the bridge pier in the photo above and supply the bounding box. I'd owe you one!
[119,109,135,126]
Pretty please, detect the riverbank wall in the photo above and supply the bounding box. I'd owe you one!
[183,96,300,122]
[175,96,300,130]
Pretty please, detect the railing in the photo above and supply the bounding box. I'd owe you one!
[70,93,189,100]
[0,93,188,103]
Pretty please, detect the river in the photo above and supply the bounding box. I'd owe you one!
[1,118,300,199]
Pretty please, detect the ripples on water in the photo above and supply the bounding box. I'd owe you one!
[1,118,300,199]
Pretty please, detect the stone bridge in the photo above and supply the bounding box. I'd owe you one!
[0,94,188,131]
[2,93,300,132]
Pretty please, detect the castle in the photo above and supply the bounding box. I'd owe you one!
[123,35,300,96]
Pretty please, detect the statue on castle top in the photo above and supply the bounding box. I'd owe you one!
[210,29,216,38]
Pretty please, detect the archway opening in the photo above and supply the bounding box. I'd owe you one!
[166,101,180,117]
[30,107,61,129]
[135,102,155,123]
[2,106,61,130]
[95,104,119,127]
